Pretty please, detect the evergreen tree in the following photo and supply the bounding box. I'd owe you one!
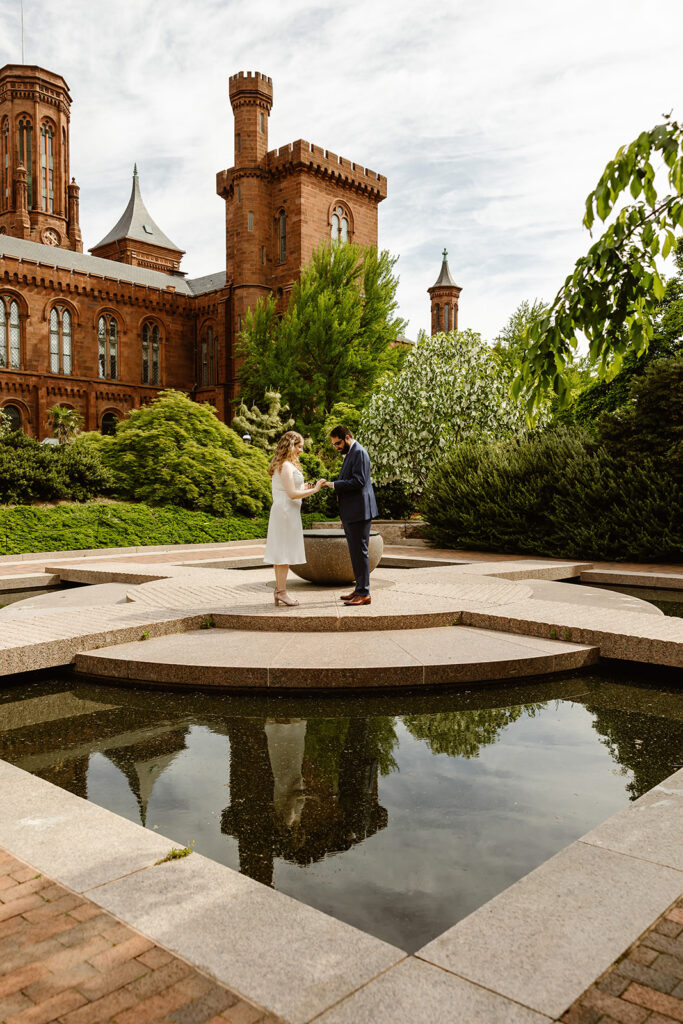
[237,243,406,430]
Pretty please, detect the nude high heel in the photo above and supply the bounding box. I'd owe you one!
[274,590,299,607]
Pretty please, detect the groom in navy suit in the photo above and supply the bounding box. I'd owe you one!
[324,425,378,606]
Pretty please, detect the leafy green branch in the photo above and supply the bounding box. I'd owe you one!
[516,116,683,415]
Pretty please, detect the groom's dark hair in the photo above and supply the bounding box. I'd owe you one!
[330,425,352,440]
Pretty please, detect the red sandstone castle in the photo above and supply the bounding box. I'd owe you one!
[0,64,461,439]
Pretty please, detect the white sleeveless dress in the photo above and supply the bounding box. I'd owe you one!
[264,465,307,565]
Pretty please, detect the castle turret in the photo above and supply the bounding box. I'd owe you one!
[217,72,275,402]
[229,71,273,166]
[0,64,82,250]
[428,249,462,333]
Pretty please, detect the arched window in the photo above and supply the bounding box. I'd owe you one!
[435,304,440,330]
[142,322,161,385]
[0,296,21,369]
[17,117,33,209]
[97,314,118,379]
[2,403,22,432]
[1,119,9,211]
[49,305,72,374]
[40,123,55,213]
[101,412,119,436]
[444,303,450,332]
[330,204,350,243]
[279,209,286,262]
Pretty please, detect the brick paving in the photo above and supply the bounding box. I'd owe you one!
[0,849,281,1024]
[561,895,683,1024]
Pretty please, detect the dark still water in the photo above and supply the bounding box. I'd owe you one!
[0,669,681,951]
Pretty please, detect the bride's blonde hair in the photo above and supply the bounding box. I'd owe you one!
[269,430,304,477]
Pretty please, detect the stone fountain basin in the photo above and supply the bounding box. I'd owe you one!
[290,528,383,585]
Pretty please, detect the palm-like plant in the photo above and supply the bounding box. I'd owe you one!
[47,404,83,444]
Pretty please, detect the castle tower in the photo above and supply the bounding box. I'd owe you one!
[0,64,82,250]
[217,72,274,399]
[90,165,185,273]
[428,249,462,333]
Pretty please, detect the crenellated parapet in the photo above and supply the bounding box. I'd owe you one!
[267,139,387,199]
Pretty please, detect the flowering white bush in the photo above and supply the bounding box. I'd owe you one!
[358,330,527,493]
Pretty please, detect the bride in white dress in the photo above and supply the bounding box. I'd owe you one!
[264,431,324,607]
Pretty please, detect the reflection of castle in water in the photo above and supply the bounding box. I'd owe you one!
[221,717,389,887]
[2,677,681,890]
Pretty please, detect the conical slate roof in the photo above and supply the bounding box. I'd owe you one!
[91,165,181,252]
[431,248,458,288]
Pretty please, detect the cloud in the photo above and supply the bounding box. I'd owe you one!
[0,0,680,339]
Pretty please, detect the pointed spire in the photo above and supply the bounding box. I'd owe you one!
[432,248,457,288]
[90,166,181,252]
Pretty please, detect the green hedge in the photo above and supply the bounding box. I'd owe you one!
[0,432,113,504]
[421,430,682,562]
[0,502,331,556]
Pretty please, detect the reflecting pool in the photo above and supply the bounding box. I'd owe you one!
[0,667,681,951]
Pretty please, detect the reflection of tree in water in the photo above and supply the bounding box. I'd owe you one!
[221,716,397,887]
[586,705,683,802]
[403,705,544,759]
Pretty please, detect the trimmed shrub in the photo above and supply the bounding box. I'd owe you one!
[94,390,272,517]
[374,480,415,520]
[0,502,331,556]
[422,430,681,562]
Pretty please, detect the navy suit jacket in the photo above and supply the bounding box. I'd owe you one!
[333,442,378,524]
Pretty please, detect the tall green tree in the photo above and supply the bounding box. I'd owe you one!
[237,243,407,429]
[517,116,683,414]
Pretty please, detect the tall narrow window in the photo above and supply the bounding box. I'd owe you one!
[1,119,9,210]
[201,337,208,386]
[40,124,54,212]
[49,306,73,374]
[207,326,215,384]
[49,307,60,372]
[0,301,6,369]
[151,325,160,384]
[248,211,253,231]
[261,245,266,266]
[142,322,161,385]
[8,299,20,368]
[141,323,149,383]
[279,210,286,262]
[62,309,72,374]
[259,112,264,133]
[435,305,440,330]
[109,318,117,379]
[98,314,117,379]
[17,118,32,208]
[236,133,241,154]
[98,316,107,378]
[444,304,449,331]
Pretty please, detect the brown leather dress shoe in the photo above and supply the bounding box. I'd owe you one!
[340,591,359,601]
[345,594,371,606]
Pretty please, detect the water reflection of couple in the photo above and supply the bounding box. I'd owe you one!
[263,424,378,607]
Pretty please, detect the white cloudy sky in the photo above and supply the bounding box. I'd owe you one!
[0,0,680,339]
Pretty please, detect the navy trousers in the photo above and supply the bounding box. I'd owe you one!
[342,518,372,596]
